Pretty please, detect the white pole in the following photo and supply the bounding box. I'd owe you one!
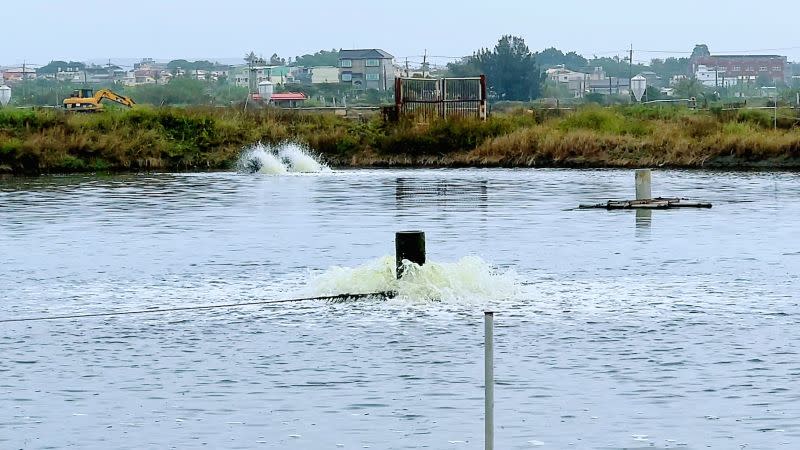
[635,169,652,200]
[774,93,778,130]
[485,311,494,450]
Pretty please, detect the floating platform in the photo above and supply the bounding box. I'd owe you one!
[579,197,713,210]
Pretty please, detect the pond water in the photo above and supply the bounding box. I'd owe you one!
[1,168,799,449]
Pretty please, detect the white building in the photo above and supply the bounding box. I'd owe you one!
[546,65,607,97]
[310,66,339,84]
[695,64,754,88]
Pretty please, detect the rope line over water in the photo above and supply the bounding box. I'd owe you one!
[0,291,397,324]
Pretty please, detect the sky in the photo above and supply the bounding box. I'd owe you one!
[3,0,800,68]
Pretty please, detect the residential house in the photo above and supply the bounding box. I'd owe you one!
[36,61,86,81]
[293,66,340,85]
[80,64,127,84]
[134,68,169,85]
[338,49,394,91]
[546,65,606,97]
[232,65,292,89]
[271,92,307,108]
[587,77,631,95]
[2,66,37,84]
[135,58,164,70]
[637,71,663,88]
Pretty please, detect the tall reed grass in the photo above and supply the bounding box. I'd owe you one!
[1,105,799,174]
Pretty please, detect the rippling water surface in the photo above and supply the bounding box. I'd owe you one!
[1,169,799,449]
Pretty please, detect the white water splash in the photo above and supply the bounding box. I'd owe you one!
[311,255,520,303]
[237,142,328,174]
[278,143,327,173]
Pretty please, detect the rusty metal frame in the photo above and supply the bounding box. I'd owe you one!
[395,75,487,120]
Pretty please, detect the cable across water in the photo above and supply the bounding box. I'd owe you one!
[0,291,397,324]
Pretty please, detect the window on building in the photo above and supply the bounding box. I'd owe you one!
[747,66,754,72]
[732,66,741,72]
[340,59,352,68]
[773,66,781,72]
[341,73,352,82]
[365,73,380,81]
[759,67,768,72]
[365,59,380,67]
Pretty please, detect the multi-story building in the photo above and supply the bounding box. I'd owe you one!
[546,65,607,97]
[232,65,292,89]
[691,54,787,84]
[338,49,394,91]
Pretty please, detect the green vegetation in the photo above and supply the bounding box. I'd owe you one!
[447,35,542,101]
[8,78,250,108]
[1,105,800,175]
[294,49,340,67]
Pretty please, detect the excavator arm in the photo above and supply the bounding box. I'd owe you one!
[94,89,136,108]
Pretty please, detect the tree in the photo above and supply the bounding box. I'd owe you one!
[691,44,711,59]
[295,49,340,67]
[445,57,482,77]
[650,57,690,79]
[37,61,85,75]
[270,53,286,66]
[535,48,587,71]
[587,56,647,79]
[645,85,662,101]
[473,35,541,100]
[167,59,190,70]
[674,78,704,98]
[244,51,265,66]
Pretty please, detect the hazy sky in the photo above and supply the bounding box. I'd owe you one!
[4,0,799,68]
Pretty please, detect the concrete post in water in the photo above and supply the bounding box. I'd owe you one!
[485,311,495,450]
[395,231,425,279]
[635,169,652,200]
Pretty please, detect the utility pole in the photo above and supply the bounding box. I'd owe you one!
[629,44,633,83]
[774,89,778,130]
[405,58,409,77]
[423,49,428,78]
[22,60,28,101]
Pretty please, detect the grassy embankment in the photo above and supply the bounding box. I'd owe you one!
[1,105,800,174]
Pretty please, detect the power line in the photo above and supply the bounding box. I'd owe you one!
[1,291,397,324]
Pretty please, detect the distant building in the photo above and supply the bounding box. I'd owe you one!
[311,66,338,84]
[694,65,752,88]
[2,67,37,83]
[691,51,787,84]
[587,77,631,95]
[232,65,292,88]
[338,49,394,91]
[546,65,606,97]
[660,87,675,97]
[271,92,307,108]
[36,61,86,81]
[637,71,663,88]
[293,66,339,84]
[79,64,127,84]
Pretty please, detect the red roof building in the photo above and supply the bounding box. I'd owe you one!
[270,92,307,107]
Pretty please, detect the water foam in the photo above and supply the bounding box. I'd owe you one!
[237,142,329,174]
[311,255,520,303]
[278,143,327,173]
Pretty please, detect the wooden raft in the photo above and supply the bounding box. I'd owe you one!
[579,197,712,210]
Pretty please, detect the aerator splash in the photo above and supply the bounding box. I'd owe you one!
[237,142,329,174]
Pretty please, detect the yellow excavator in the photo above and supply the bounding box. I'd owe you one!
[62,88,135,112]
